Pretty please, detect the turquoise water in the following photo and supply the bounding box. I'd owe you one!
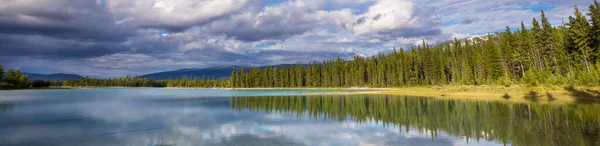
[0,88,598,146]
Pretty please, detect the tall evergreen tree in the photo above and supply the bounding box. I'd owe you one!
[531,18,545,71]
[569,6,594,70]
[4,69,16,85]
[230,69,238,88]
[540,10,560,73]
[588,0,600,61]
[0,64,3,82]
[502,26,515,78]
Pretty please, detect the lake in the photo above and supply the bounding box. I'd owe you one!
[0,88,599,146]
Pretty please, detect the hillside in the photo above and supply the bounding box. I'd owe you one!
[24,73,83,81]
[141,64,309,80]
[140,66,244,80]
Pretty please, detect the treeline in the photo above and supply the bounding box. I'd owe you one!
[0,64,30,89]
[62,76,166,87]
[0,64,57,89]
[164,76,228,88]
[231,95,600,146]
[61,76,227,88]
[231,3,600,88]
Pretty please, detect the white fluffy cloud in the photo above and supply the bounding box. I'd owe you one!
[345,0,419,35]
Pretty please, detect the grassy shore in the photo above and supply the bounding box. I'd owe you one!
[304,85,600,104]
[229,87,391,90]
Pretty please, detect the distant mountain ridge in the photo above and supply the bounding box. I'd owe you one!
[140,66,244,80]
[24,73,83,81]
[140,64,307,80]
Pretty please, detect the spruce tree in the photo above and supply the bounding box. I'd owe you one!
[4,69,16,86]
[570,6,594,70]
[295,62,304,87]
[540,10,560,73]
[531,18,545,71]
[18,75,28,88]
[0,64,3,82]
[501,26,514,78]
[518,21,532,77]
[589,0,600,60]
[230,69,237,88]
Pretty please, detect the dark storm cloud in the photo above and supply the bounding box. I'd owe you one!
[0,35,128,59]
[0,0,136,42]
[0,0,136,60]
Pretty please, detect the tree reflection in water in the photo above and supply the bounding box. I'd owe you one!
[231,95,600,146]
[0,102,14,113]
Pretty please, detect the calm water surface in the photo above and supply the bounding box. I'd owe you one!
[0,88,599,146]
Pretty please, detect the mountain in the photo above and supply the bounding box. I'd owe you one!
[141,64,307,80]
[24,73,84,81]
[140,66,244,80]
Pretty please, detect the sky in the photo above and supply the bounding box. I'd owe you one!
[0,0,593,78]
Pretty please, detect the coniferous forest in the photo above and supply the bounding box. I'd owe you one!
[61,76,228,88]
[22,2,600,88]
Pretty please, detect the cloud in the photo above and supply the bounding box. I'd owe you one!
[0,0,136,63]
[0,34,129,59]
[430,0,590,35]
[343,0,442,37]
[203,0,354,41]
[0,0,135,41]
[105,0,257,31]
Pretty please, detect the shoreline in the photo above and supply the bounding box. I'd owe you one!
[227,87,392,90]
[304,85,600,104]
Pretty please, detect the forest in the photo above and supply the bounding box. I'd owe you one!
[230,95,600,146]
[61,75,228,88]
[23,2,600,89]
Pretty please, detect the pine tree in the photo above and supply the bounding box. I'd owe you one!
[18,75,28,88]
[570,6,594,70]
[518,21,532,77]
[0,64,3,82]
[555,22,571,73]
[230,69,237,88]
[532,18,545,71]
[588,0,600,61]
[501,26,515,78]
[295,62,304,87]
[4,69,16,85]
[540,10,560,73]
